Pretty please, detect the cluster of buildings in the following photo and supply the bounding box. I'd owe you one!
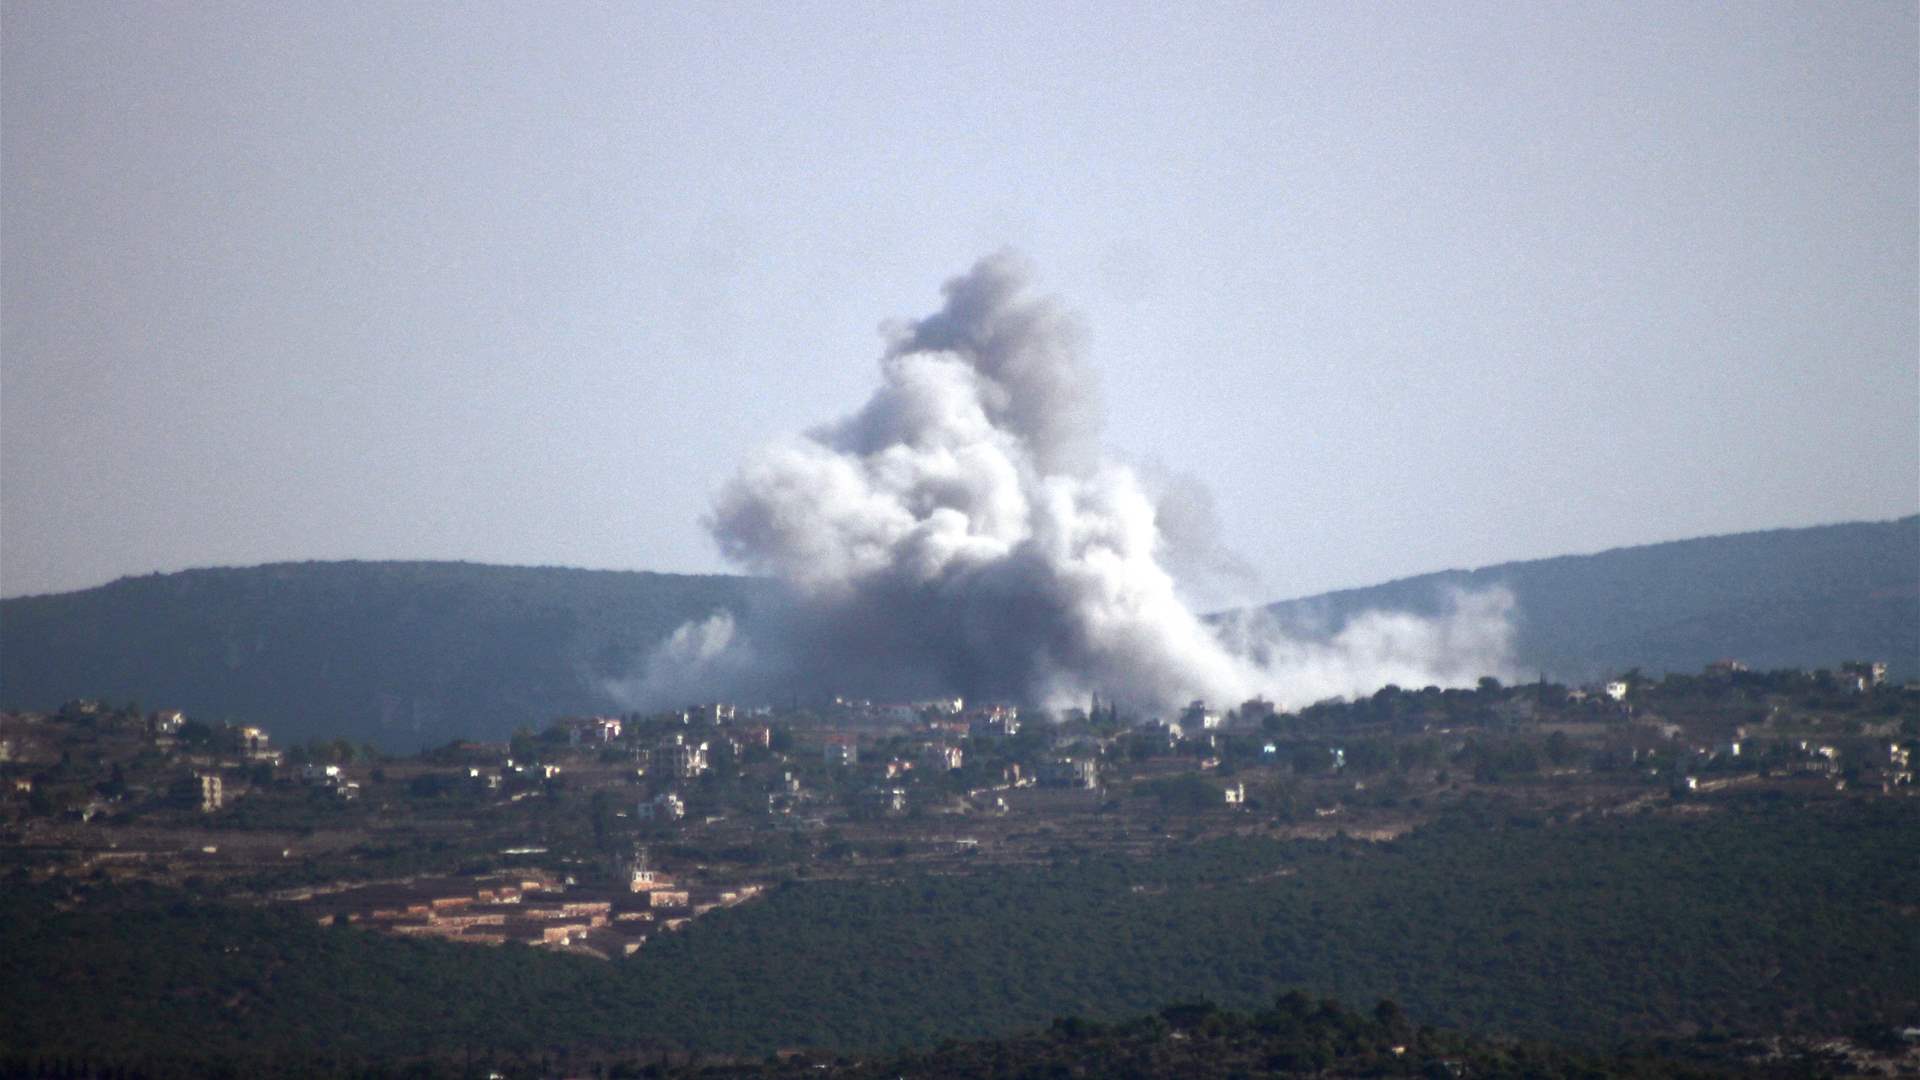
[617,699,1011,822]
[1,703,302,822]
[299,762,361,800]
[298,855,763,959]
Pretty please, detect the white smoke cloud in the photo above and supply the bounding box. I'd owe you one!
[635,252,1514,714]
[604,610,756,708]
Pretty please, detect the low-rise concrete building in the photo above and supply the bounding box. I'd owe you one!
[1038,757,1099,789]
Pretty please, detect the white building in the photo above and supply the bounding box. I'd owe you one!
[658,741,708,778]
[969,707,1020,740]
[196,773,222,812]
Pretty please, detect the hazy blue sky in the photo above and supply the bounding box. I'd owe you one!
[4,2,1915,602]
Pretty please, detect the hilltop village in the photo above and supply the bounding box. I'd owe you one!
[3,661,1914,960]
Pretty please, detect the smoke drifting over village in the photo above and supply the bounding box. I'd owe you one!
[621,254,1515,713]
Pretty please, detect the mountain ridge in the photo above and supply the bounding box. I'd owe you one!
[1257,514,1918,684]
[3,515,1914,749]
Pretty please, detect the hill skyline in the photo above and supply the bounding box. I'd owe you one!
[8,510,1914,611]
[2,514,1914,751]
[1258,513,1918,684]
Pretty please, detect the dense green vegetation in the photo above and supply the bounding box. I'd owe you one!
[0,991,1726,1079]
[5,516,1914,751]
[4,796,1915,1072]
[0,561,775,750]
[800,996,1715,1080]
[1258,514,1918,684]
[629,796,1919,1050]
[0,882,631,1075]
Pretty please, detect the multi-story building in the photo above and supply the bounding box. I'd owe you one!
[658,740,708,778]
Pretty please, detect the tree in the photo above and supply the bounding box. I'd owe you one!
[590,790,617,851]
[509,727,538,764]
[1346,739,1394,775]
[1544,731,1576,767]
[1375,998,1410,1038]
[1290,745,1328,776]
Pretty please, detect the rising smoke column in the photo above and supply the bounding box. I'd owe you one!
[671,252,1512,711]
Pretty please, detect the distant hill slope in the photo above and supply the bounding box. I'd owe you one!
[1258,515,1919,686]
[0,562,773,751]
[4,517,1915,749]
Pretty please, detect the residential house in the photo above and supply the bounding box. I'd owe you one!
[637,792,686,822]
[658,740,708,778]
[1180,700,1221,730]
[863,787,908,815]
[1238,697,1278,726]
[1839,660,1888,688]
[561,716,622,745]
[1037,757,1099,790]
[626,866,676,894]
[969,707,1020,740]
[237,726,274,760]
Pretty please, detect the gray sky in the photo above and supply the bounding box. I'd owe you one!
[4,2,1915,603]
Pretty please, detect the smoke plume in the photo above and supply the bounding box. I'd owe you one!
[627,252,1513,713]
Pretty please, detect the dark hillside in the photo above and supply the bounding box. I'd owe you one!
[1,798,1913,1067]
[0,561,774,750]
[3,517,1913,749]
[1257,515,1919,684]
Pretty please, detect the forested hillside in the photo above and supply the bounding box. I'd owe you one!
[3,517,1914,749]
[2,796,1914,1072]
[1258,515,1919,684]
[0,562,773,750]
